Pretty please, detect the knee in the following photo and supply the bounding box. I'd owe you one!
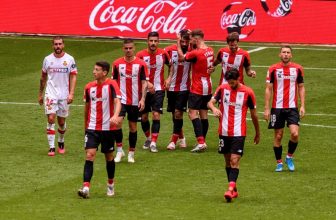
[86,152,96,161]
[188,111,196,120]
[174,111,183,119]
[291,131,299,141]
[153,112,160,120]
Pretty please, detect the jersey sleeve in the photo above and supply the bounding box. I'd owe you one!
[84,85,90,103]
[110,80,121,100]
[42,57,48,75]
[140,64,148,80]
[266,66,275,83]
[185,50,197,62]
[112,63,119,80]
[243,53,251,68]
[69,57,78,75]
[247,89,257,109]
[297,66,304,84]
[213,86,223,102]
[216,50,223,63]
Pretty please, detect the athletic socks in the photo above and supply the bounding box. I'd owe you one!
[83,160,93,183]
[201,119,209,139]
[129,131,137,149]
[106,160,115,180]
[273,145,283,162]
[57,122,66,143]
[46,123,55,148]
[191,118,203,139]
[151,120,160,143]
[288,140,298,156]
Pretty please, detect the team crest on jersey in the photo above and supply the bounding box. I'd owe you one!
[63,61,68,66]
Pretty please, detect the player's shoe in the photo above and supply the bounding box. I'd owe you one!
[224,190,234,202]
[167,142,176,150]
[48,148,55,156]
[128,152,135,163]
[143,139,151,150]
[150,142,158,153]
[190,143,207,153]
[275,163,283,172]
[177,137,187,148]
[107,183,115,197]
[114,150,125,163]
[58,142,65,154]
[78,186,90,199]
[285,157,295,172]
[232,187,239,198]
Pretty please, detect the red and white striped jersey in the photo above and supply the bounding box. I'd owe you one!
[164,44,191,92]
[213,83,256,137]
[84,78,121,131]
[216,47,251,85]
[42,52,77,99]
[136,48,170,91]
[266,62,304,109]
[112,57,149,106]
[185,47,214,95]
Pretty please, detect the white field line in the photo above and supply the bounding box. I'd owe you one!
[1,35,336,50]
[247,47,268,53]
[252,65,336,71]
[0,101,335,128]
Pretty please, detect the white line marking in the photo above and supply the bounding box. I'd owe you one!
[257,111,336,117]
[252,65,336,71]
[247,47,268,53]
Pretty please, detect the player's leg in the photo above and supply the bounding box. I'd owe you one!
[224,153,241,202]
[167,91,179,150]
[285,109,300,171]
[102,130,116,197]
[46,113,56,156]
[78,130,98,198]
[199,94,212,140]
[56,99,69,154]
[141,92,152,149]
[269,108,285,171]
[149,91,164,153]
[188,93,205,152]
[128,120,138,163]
[175,91,189,148]
[115,105,126,162]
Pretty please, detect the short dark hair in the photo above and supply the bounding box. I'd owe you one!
[95,61,110,74]
[148,31,159,39]
[226,32,239,43]
[280,44,292,52]
[52,36,64,44]
[123,38,134,45]
[179,29,190,40]
[225,69,240,81]
[191,29,204,38]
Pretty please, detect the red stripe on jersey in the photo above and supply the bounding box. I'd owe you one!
[95,84,103,130]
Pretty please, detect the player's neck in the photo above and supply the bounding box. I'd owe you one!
[53,52,65,58]
[96,77,107,85]
[124,56,136,63]
[281,61,291,66]
[147,48,157,54]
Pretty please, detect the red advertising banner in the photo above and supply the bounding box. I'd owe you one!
[0,0,335,44]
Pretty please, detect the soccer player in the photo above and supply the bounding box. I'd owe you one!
[78,61,122,199]
[213,32,256,85]
[177,29,214,152]
[208,69,260,202]
[136,31,171,153]
[112,39,148,163]
[165,29,191,150]
[264,45,305,172]
[38,36,77,156]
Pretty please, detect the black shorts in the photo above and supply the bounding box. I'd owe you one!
[167,90,189,112]
[268,108,300,129]
[84,129,115,153]
[188,93,212,110]
[142,91,165,114]
[119,104,141,122]
[218,136,246,156]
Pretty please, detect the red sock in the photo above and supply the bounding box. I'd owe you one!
[145,130,150,138]
[151,133,158,143]
[108,179,114,185]
[277,159,283,164]
[179,130,184,139]
[83,182,90,188]
[171,134,179,144]
[197,136,205,144]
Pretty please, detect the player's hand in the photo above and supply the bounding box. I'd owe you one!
[165,77,172,90]
[110,115,121,126]
[212,108,222,118]
[264,108,270,122]
[38,95,43,105]
[254,133,260,144]
[208,66,215,74]
[138,99,145,112]
[249,70,257,78]
[67,94,74,104]
[299,106,305,119]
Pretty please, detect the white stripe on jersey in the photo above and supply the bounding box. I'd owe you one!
[154,55,163,91]
[233,92,244,136]
[119,64,127,105]
[169,51,178,90]
[132,64,140,106]
[221,52,229,84]
[102,85,111,130]
[289,68,297,108]
[222,89,230,136]
[221,53,243,84]
[201,77,209,95]
[275,69,284,108]
[88,87,97,130]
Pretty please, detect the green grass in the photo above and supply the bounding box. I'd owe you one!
[0,36,336,220]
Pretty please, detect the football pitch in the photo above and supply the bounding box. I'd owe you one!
[0,36,335,220]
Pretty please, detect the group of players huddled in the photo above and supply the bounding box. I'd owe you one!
[38,30,305,202]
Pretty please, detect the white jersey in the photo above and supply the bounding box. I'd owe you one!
[42,52,77,99]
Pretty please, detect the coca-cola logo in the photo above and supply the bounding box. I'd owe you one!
[89,0,194,34]
[260,0,293,18]
[220,2,256,39]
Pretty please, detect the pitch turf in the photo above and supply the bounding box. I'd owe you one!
[0,36,336,219]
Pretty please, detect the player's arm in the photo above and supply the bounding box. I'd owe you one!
[139,65,148,111]
[84,88,89,130]
[264,83,273,122]
[207,98,222,118]
[110,83,122,126]
[38,71,47,105]
[68,74,77,104]
[244,55,256,78]
[250,108,260,144]
[298,83,305,118]
[213,50,222,67]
